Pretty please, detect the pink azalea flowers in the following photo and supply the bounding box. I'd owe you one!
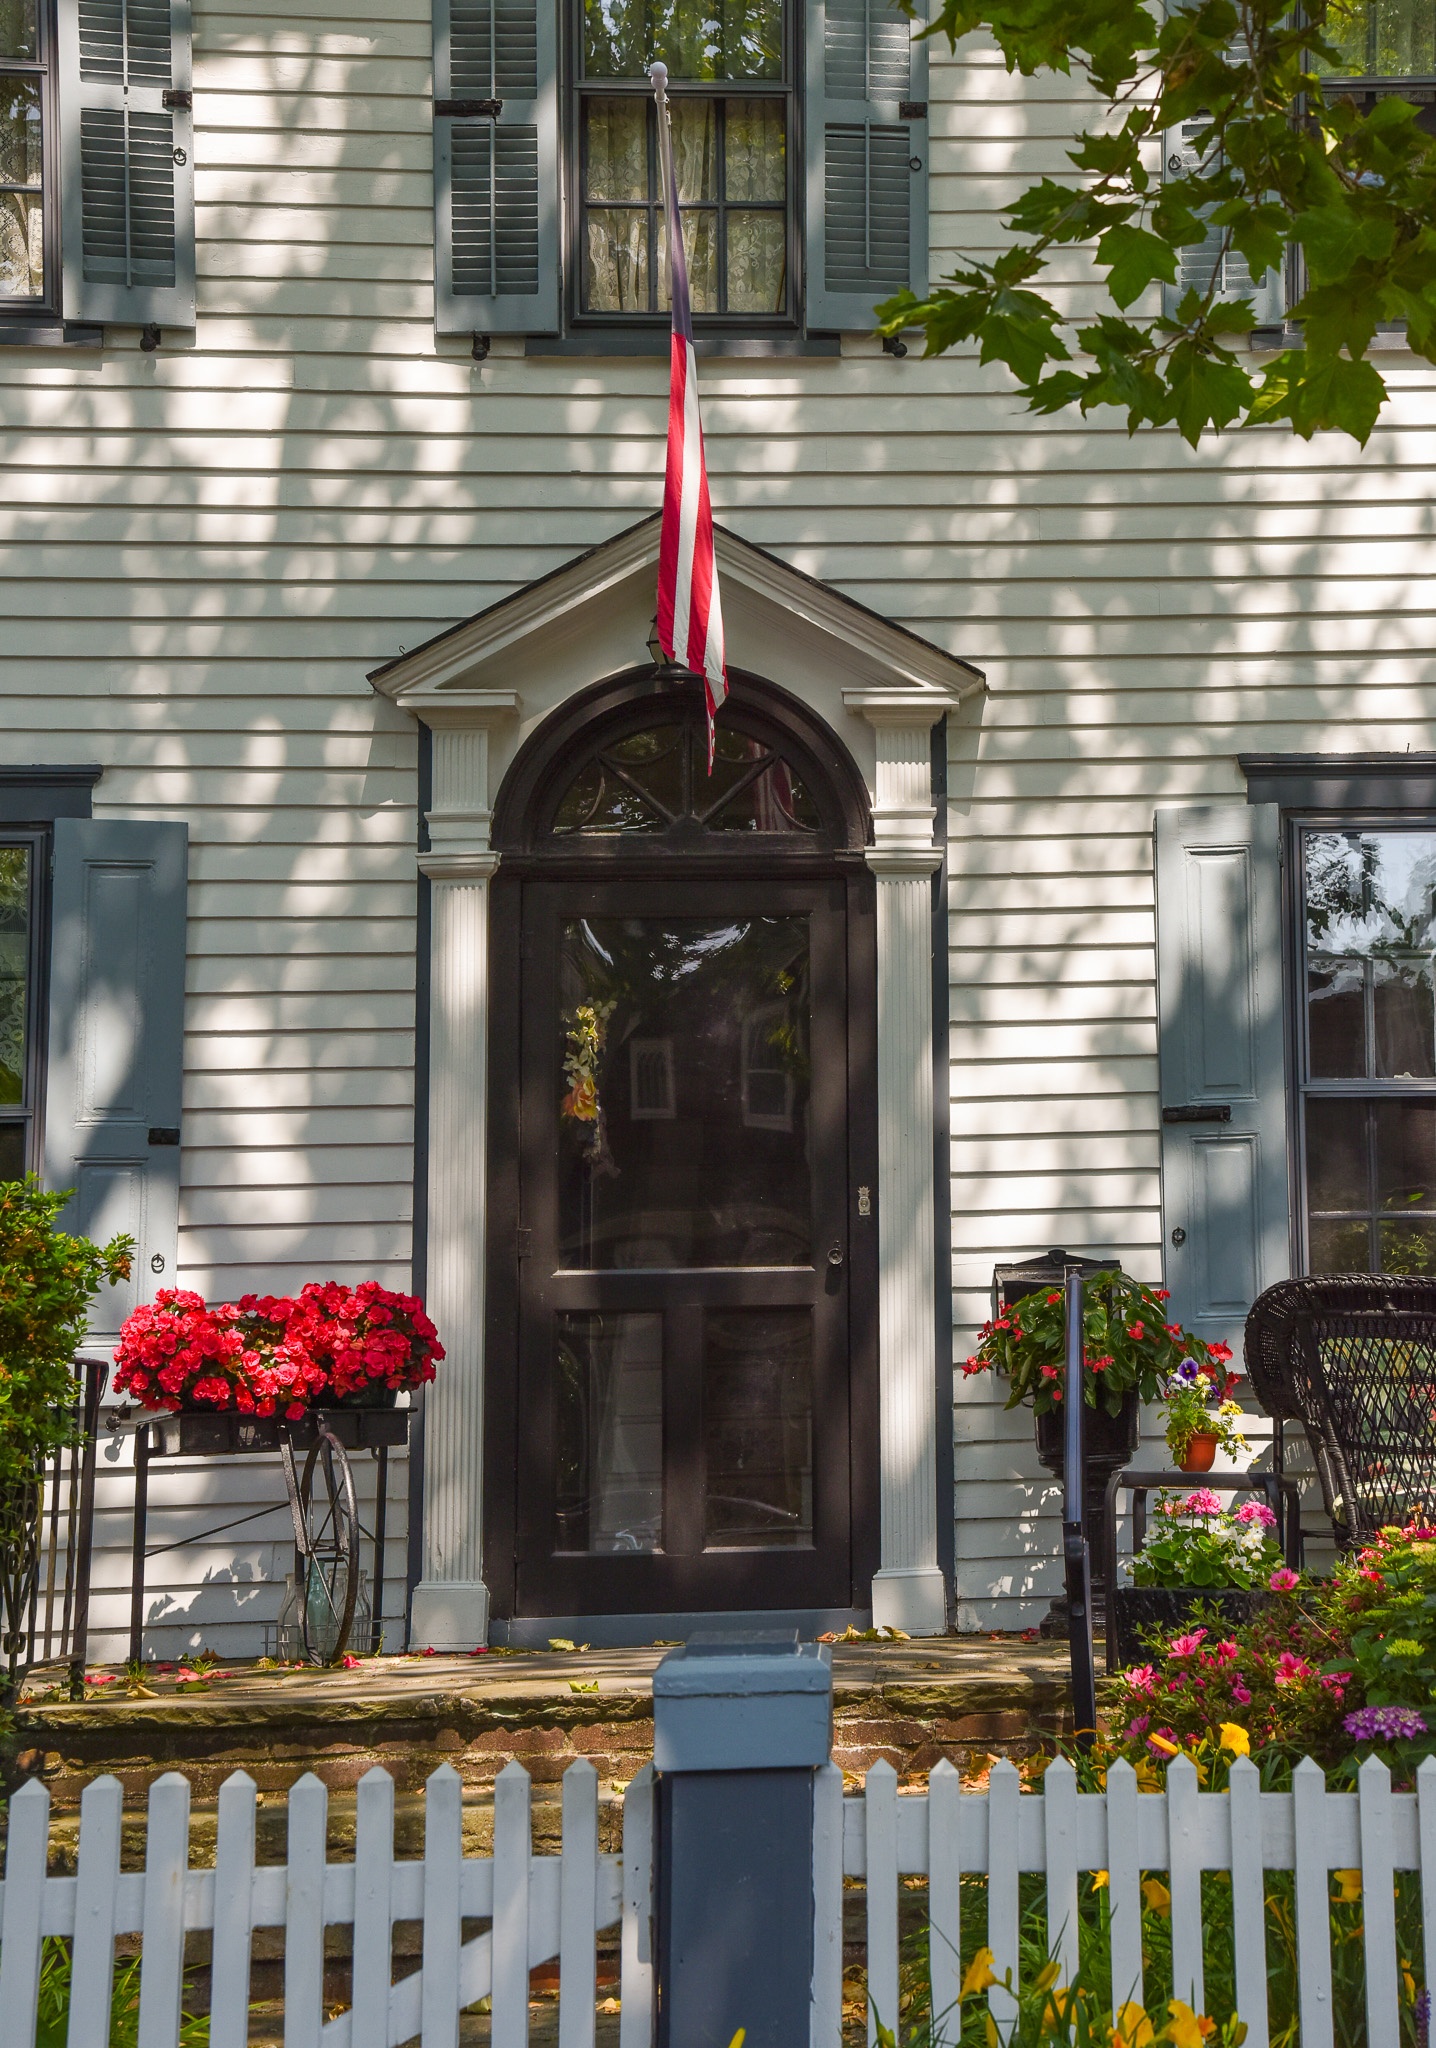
[1269,1566,1300,1592]
[1167,1629,1208,1658]
[1274,1651,1314,1688]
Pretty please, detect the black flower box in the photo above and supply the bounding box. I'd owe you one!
[1110,1586,1270,1671]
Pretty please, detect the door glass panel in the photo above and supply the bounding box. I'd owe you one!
[558,914,812,1268]
[0,1122,24,1178]
[0,843,30,1106]
[703,1307,812,1548]
[554,1312,664,1553]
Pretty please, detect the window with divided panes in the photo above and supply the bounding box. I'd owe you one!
[0,0,193,328]
[1299,824,1436,1277]
[432,0,928,337]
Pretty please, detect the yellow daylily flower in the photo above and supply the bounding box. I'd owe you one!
[1110,2003,1156,2047]
[1135,1758,1162,1792]
[1148,1734,1181,1758]
[1219,1722,1250,1756]
[984,2017,1000,2048]
[727,2035,746,2048]
[961,1947,998,1998]
[1091,1868,1111,1890]
[1164,2001,1216,2048]
[1334,1869,1362,1903]
[1403,1966,1417,2001]
[1034,1959,1061,1991]
[1142,1876,1172,1916]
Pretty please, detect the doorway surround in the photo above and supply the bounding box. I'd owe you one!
[369,516,984,1645]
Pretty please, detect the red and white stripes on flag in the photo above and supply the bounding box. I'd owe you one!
[650,61,727,767]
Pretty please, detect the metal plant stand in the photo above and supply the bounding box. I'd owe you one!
[128,1405,409,1665]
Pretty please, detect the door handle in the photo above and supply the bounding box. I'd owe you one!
[827,1241,844,1268]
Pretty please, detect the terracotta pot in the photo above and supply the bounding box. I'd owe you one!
[1178,1431,1218,1473]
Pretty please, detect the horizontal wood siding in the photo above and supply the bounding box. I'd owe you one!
[0,4,1427,1636]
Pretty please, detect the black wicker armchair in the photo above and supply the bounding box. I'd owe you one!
[1245,1275,1436,1549]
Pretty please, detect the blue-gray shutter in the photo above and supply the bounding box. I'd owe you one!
[56,0,195,327]
[1161,110,1284,325]
[1154,803,1290,1357]
[804,0,928,332]
[44,819,188,1341]
[434,0,559,335]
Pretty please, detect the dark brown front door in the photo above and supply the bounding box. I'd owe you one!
[514,876,852,1614]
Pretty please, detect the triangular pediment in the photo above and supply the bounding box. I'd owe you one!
[368,514,984,721]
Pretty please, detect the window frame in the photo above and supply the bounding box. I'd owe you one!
[0,826,49,1177]
[0,0,61,321]
[1288,807,1436,1277]
[563,0,804,335]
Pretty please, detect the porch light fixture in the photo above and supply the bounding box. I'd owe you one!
[646,617,664,665]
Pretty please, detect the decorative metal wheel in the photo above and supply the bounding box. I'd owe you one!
[280,1423,358,1664]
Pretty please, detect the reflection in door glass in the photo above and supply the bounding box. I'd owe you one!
[0,844,30,1107]
[557,915,812,1268]
[554,1312,664,1553]
[703,1308,812,1548]
[1305,831,1436,1079]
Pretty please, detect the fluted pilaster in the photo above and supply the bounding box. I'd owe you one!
[856,705,951,1635]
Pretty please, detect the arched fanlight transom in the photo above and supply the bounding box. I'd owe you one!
[548,706,822,840]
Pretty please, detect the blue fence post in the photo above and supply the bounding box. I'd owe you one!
[652,1628,834,2048]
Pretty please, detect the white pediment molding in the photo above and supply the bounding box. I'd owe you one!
[368,514,984,718]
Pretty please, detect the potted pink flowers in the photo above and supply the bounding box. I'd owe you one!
[1113,1487,1288,1667]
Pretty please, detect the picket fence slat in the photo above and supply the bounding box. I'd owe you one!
[927,1758,963,2034]
[138,1774,192,2048]
[864,1761,899,2047]
[0,1779,51,2048]
[5,1750,1435,2048]
[1041,1758,1078,1997]
[618,1763,655,2048]
[1359,1754,1401,2048]
[1420,1758,1436,2008]
[811,1761,845,2047]
[1166,1757,1203,2014]
[209,1771,258,2048]
[347,1768,393,2048]
[285,1773,330,2048]
[1294,1757,1336,2048]
[69,1774,125,2048]
[1228,1759,1269,2048]
[986,1760,1021,2042]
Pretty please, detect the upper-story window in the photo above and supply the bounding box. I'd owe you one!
[1317,0,1436,108]
[432,0,929,343]
[1299,825,1436,1276]
[576,0,792,324]
[0,0,52,307]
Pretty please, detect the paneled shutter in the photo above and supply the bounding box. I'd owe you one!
[1154,803,1290,1358]
[44,819,188,1341]
[1161,110,1284,325]
[804,0,928,332]
[434,0,559,336]
[56,0,195,327]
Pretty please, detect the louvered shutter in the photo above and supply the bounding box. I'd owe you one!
[1161,111,1284,325]
[1154,804,1291,1358]
[434,0,559,336]
[56,0,195,327]
[804,0,928,332]
[44,819,188,1342]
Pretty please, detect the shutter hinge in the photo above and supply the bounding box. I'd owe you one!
[435,97,503,117]
[899,99,927,119]
[140,324,161,352]
[162,88,192,110]
[516,1227,533,1259]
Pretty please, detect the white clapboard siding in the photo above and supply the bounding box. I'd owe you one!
[0,0,1432,1632]
[0,1761,653,2048]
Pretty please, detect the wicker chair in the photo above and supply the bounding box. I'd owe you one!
[1245,1275,1436,1549]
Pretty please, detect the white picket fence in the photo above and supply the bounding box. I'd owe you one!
[0,1759,655,2048]
[1,1751,1433,2048]
[831,1752,1436,2048]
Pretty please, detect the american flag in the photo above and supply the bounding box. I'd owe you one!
[650,61,727,767]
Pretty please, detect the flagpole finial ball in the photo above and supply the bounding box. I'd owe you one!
[649,60,668,90]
